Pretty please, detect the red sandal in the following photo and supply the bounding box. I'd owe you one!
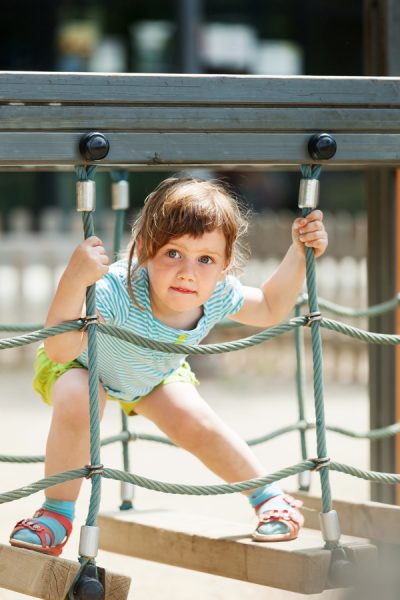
[252,494,304,542]
[10,509,72,557]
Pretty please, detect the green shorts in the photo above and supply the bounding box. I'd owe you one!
[33,345,199,416]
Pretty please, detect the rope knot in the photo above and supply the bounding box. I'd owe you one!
[85,464,104,479]
[310,457,330,471]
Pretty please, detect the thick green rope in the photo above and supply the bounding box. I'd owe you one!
[2,460,400,507]
[3,291,399,335]
[81,210,102,528]
[294,303,309,489]
[110,172,133,508]
[3,316,400,354]
[75,164,102,531]
[300,163,332,515]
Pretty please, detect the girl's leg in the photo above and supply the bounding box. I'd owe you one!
[133,381,303,541]
[11,368,107,553]
[134,381,265,483]
[45,368,107,501]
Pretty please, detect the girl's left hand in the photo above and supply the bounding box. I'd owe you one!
[292,210,328,258]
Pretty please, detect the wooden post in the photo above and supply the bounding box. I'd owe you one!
[364,0,400,503]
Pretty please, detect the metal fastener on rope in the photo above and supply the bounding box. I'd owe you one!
[85,464,104,479]
[319,510,341,545]
[129,431,138,442]
[76,180,96,212]
[310,457,331,471]
[298,178,320,209]
[304,311,322,327]
[112,180,129,210]
[80,315,98,332]
[78,525,100,559]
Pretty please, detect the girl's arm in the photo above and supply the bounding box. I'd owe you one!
[230,210,328,328]
[44,236,109,363]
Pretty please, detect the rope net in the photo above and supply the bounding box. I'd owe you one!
[1,164,398,567]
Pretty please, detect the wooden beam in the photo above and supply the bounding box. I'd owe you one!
[364,0,400,504]
[291,491,400,543]
[1,105,400,132]
[1,72,400,167]
[1,72,400,105]
[0,543,131,599]
[1,131,400,168]
[97,509,373,595]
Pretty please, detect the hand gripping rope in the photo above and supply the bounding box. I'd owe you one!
[69,135,109,600]
[299,136,353,584]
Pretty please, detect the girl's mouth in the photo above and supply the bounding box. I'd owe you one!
[171,287,196,294]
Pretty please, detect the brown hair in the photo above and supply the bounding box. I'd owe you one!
[127,177,249,307]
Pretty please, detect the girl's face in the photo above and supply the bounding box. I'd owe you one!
[146,229,228,323]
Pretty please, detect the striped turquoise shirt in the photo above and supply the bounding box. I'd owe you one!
[78,259,244,404]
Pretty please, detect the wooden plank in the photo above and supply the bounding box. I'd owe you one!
[291,491,400,544]
[1,132,400,167]
[97,509,372,594]
[1,105,400,132]
[0,543,131,600]
[1,72,400,106]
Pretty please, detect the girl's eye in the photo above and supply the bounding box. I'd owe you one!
[199,255,213,264]
[167,249,180,259]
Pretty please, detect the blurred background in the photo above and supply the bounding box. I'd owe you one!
[0,0,367,385]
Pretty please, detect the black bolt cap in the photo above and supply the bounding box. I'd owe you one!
[79,132,110,161]
[308,133,337,160]
[73,564,105,600]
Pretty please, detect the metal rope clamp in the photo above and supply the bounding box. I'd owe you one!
[304,311,322,327]
[80,315,98,332]
[112,180,129,210]
[310,456,330,471]
[85,464,104,479]
[76,180,96,212]
[298,178,319,209]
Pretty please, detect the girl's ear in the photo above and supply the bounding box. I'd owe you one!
[219,260,230,280]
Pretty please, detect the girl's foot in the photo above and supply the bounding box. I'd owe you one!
[10,499,75,556]
[252,494,304,542]
[10,509,73,556]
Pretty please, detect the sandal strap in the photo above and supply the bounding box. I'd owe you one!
[256,494,304,529]
[34,509,73,537]
[12,518,55,549]
[11,509,73,552]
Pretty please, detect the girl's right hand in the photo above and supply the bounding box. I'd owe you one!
[65,236,109,287]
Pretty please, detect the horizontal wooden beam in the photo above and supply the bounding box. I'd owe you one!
[1,105,400,132]
[1,72,400,168]
[0,132,400,168]
[291,491,400,544]
[0,543,131,599]
[98,509,373,594]
[1,72,400,106]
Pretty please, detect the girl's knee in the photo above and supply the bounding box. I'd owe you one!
[52,370,106,427]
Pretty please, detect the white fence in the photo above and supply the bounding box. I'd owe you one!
[0,208,368,383]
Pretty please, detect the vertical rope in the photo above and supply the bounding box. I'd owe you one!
[75,165,102,528]
[294,302,310,490]
[300,164,332,514]
[110,171,133,510]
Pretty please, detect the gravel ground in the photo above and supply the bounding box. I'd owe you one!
[0,367,370,600]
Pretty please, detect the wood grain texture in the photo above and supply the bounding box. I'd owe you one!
[0,544,131,599]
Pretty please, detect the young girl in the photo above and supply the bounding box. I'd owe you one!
[10,177,327,556]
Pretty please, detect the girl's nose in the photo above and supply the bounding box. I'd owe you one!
[177,261,195,281]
